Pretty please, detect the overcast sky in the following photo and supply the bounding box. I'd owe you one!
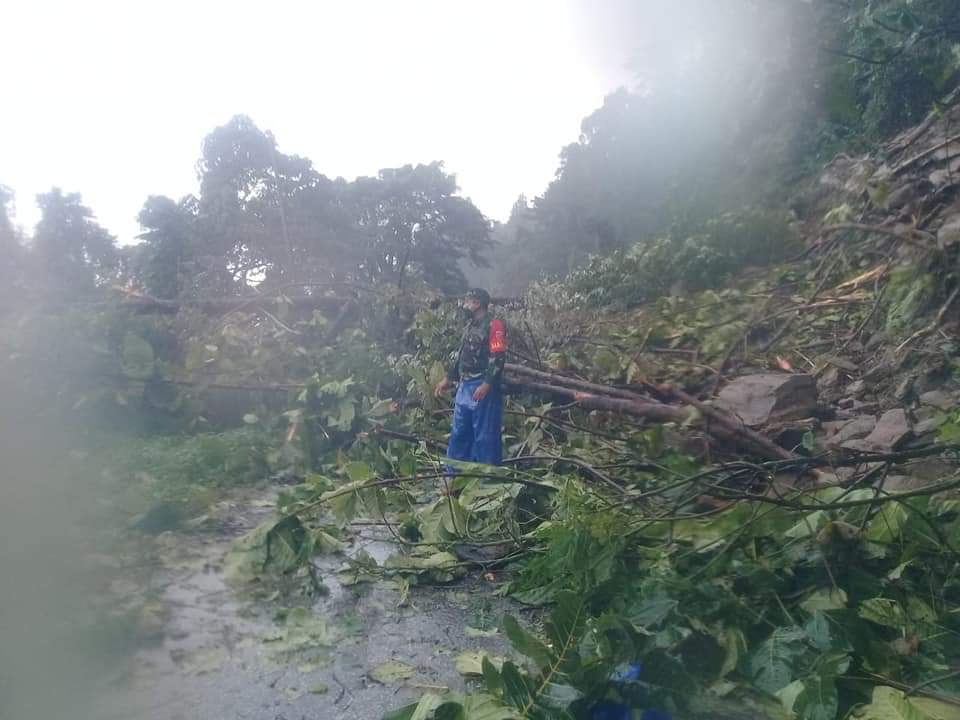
[2,0,636,244]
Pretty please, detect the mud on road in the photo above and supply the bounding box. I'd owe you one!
[96,489,520,720]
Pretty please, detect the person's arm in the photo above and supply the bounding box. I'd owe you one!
[435,342,462,397]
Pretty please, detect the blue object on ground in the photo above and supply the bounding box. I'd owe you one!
[640,710,672,720]
[590,701,633,720]
[611,663,643,682]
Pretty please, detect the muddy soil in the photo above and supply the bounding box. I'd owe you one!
[96,489,520,720]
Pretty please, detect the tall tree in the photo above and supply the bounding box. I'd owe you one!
[134,195,198,299]
[196,115,355,290]
[32,188,116,295]
[0,185,24,297]
[350,163,491,293]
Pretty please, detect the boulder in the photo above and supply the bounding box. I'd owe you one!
[918,389,956,411]
[826,416,877,447]
[937,214,960,249]
[861,408,913,452]
[716,373,818,428]
[847,379,868,397]
[913,416,945,436]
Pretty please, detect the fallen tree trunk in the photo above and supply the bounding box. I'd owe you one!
[505,363,652,403]
[510,378,689,424]
[120,293,351,315]
[506,373,798,462]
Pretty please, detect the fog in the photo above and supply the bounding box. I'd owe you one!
[1,1,927,718]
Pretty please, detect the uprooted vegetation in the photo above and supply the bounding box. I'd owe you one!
[6,13,960,714]
[6,98,960,718]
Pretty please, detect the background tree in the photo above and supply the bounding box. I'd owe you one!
[349,162,491,293]
[132,195,198,299]
[192,118,490,296]
[31,188,116,296]
[0,185,24,298]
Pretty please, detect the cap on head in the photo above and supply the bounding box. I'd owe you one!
[464,288,491,308]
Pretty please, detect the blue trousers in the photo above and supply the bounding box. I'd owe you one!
[446,377,503,466]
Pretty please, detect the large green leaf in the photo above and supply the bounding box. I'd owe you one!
[434,693,520,720]
[859,598,908,630]
[224,515,312,583]
[747,626,808,694]
[628,594,678,629]
[503,615,553,668]
[792,655,849,720]
[854,686,957,720]
[865,503,909,544]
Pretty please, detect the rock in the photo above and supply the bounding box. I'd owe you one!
[838,397,855,409]
[818,366,841,392]
[913,416,945,436]
[882,475,927,493]
[861,408,912,451]
[929,157,960,186]
[938,214,960,250]
[863,355,895,383]
[847,379,867,397]
[888,180,933,212]
[894,376,915,403]
[835,467,858,483]
[814,471,841,486]
[821,420,849,435]
[827,416,877,447]
[918,389,956,411]
[841,438,876,452]
[822,356,859,372]
[716,373,818,427]
[852,399,880,414]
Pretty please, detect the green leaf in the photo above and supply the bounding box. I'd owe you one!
[344,461,374,482]
[370,660,416,684]
[854,686,957,720]
[628,594,678,629]
[224,516,312,583]
[717,626,748,678]
[859,598,908,630]
[747,626,807,694]
[313,529,348,554]
[803,612,834,652]
[455,651,505,677]
[367,397,396,418]
[502,615,553,668]
[786,511,829,540]
[543,592,587,673]
[482,655,503,695]
[499,662,531,710]
[794,672,838,720]
[801,588,848,613]
[865,503,909,544]
[433,694,520,720]
[383,693,443,720]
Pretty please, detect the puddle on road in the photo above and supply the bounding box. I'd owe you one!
[97,488,519,720]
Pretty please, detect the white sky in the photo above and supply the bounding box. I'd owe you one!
[2,0,633,244]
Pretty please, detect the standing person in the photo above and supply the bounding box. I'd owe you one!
[433,288,507,466]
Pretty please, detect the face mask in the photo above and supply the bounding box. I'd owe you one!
[462,304,476,319]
